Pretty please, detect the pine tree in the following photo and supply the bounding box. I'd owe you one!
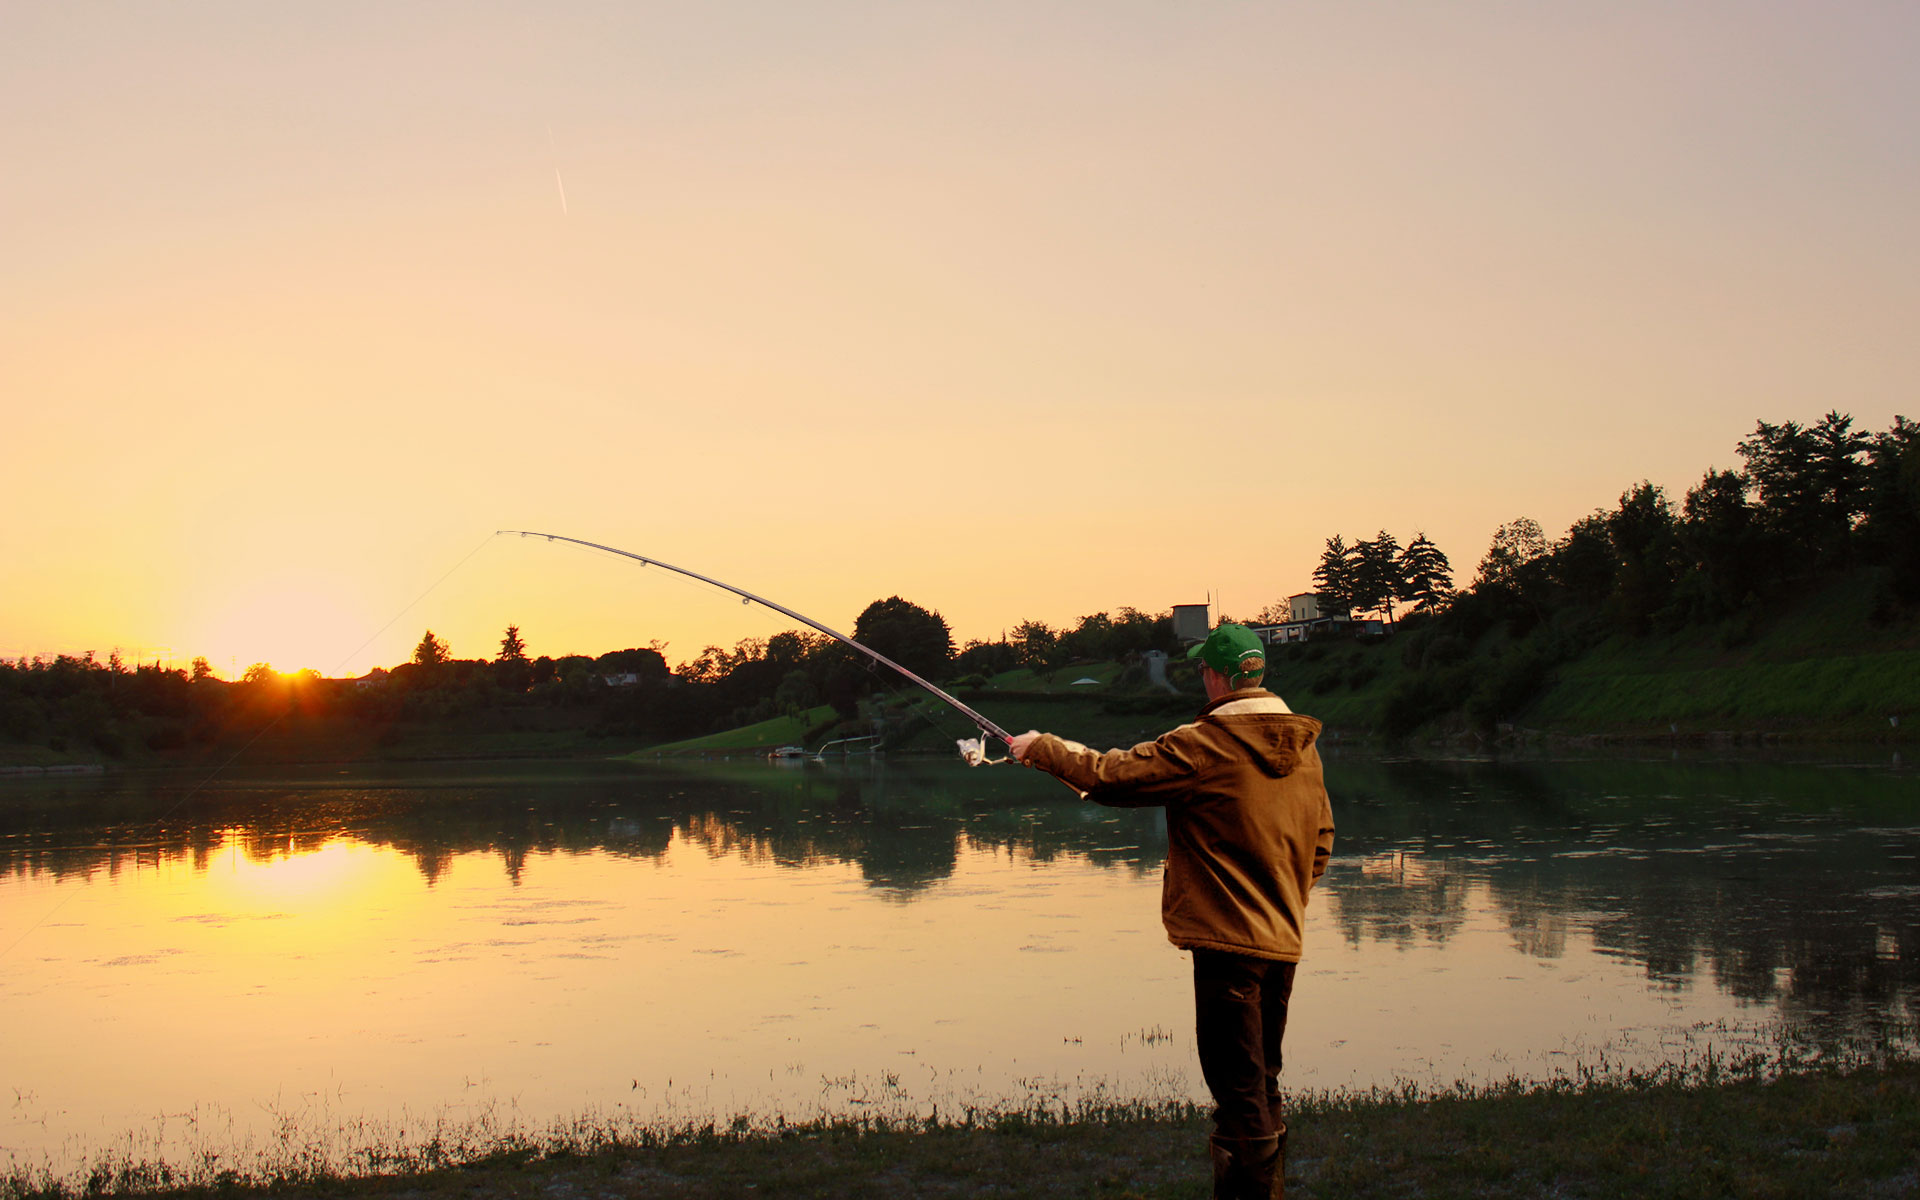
[497,624,528,663]
[1398,534,1455,612]
[1312,536,1356,619]
[413,630,450,666]
[1352,531,1407,624]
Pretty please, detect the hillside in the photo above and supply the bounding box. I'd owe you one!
[781,573,1920,755]
[1281,570,1918,745]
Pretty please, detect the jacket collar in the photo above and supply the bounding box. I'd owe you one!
[1200,688,1292,718]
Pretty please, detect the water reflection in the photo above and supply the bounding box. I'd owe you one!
[3,752,1917,1182]
[4,753,1915,1045]
[1328,755,1919,1041]
[0,760,1165,894]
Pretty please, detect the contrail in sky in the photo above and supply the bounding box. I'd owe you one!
[547,124,569,217]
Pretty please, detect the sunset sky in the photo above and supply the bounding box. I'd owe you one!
[5,1,1915,675]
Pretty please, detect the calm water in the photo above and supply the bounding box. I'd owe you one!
[2,751,1915,1177]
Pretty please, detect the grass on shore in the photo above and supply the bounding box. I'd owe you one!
[633,706,841,755]
[10,1049,1917,1200]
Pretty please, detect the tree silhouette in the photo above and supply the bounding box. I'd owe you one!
[1010,620,1060,673]
[497,625,528,663]
[1861,416,1920,601]
[1312,536,1356,618]
[1398,534,1455,612]
[1737,411,1871,572]
[852,596,953,681]
[1674,469,1765,619]
[413,630,450,666]
[1475,518,1548,592]
[1605,482,1681,634]
[1351,531,1406,624]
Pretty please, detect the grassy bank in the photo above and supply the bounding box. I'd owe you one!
[10,1055,1916,1200]
[1253,572,1920,745]
[633,705,841,755]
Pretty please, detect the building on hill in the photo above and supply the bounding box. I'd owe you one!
[1171,603,1214,644]
[1249,594,1370,645]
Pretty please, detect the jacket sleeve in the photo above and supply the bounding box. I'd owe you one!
[1311,794,1334,888]
[1024,729,1205,807]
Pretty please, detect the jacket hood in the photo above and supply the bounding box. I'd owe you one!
[1200,691,1321,779]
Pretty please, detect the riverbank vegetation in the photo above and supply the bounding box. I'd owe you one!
[1302,411,1920,742]
[8,1047,1915,1199]
[4,412,1915,767]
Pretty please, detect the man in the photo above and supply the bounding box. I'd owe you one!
[1008,623,1334,1200]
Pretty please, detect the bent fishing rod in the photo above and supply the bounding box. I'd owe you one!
[500,531,1013,764]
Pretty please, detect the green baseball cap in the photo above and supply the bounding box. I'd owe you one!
[1187,622,1266,682]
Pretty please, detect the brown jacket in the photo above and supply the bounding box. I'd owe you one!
[1025,689,1334,962]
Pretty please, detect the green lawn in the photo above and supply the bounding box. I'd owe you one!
[1536,646,1920,734]
[634,705,841,755]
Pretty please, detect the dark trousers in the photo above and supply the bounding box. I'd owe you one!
[1192,948,1297,1141]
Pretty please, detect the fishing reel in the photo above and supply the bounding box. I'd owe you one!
[956,736,1008,767]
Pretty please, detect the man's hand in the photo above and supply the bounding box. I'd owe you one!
[1006,730,1045,763]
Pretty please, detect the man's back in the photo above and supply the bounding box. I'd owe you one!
[1006,623,1334,1197]
[1019,688,1335,961]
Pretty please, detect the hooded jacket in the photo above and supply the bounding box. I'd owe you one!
[1024,689,1334,962]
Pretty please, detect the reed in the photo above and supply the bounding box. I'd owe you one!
[6,1027,1914,1199]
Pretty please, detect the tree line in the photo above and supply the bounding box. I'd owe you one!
[1449,411,1918,638]
[1366,411,1918,735]
[7,411,1911,756]
[0,598,1188,759]
[1307,532,1456,625]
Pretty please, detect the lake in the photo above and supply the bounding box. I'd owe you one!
[2,749,1915,1180]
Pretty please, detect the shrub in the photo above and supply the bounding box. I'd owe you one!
[1381,670,1461,738]
[1464,654,1552,731]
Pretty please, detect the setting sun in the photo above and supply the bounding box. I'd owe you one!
[188,573,369,677]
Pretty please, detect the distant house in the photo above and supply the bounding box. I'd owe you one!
[1171,603,1213,644]
[1248,593,1361,646]
[602,672,641,688]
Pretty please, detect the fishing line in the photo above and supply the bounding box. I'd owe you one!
[0,533,498,963]
[533,535,763,642]
[879,683,1003,763]
[331,533,496,678]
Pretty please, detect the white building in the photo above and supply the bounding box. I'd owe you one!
[1249,594,1358,645]
[1171,603,1213,644]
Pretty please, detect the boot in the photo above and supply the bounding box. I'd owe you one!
[1244,1132,1282,1199]
[1209,1133,1282,1199]
[1265,1091,1289,1197]
[1210,1134,1235,1198]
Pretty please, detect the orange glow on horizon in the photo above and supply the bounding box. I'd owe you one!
[3,4,1914,667]
[187,573,370,677]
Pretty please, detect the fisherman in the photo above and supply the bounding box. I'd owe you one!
[1007,623,1333,1200]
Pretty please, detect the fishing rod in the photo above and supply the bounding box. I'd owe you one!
[500,531,1013,764]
